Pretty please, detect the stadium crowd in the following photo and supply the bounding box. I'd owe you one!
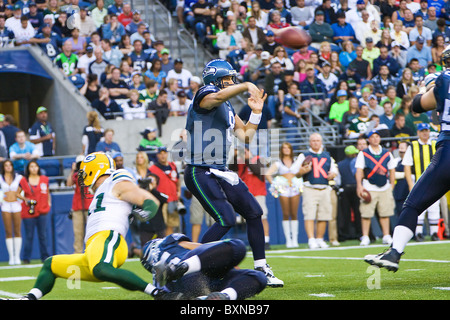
[0,0,450,264]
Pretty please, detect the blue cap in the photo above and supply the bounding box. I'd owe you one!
[417,123,430,131]
[366,130,380,138]
[337,90,347,97]
[266,30,274,36]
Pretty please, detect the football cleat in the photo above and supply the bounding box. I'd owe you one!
[154,260,189,286]
[364,247,403,272]
[255,264,284,288]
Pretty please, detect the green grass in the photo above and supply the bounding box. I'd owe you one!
[0,240,449,300]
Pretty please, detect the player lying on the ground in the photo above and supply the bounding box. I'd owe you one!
[141,233,268,300]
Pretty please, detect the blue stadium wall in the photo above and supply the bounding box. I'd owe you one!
[0,186,309,262]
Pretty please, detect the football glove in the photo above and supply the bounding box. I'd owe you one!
[131,199,159,222]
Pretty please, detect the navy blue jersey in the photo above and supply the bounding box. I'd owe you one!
[0,27,14,48]
[434,70,450,143]
[34,33,61,59]
[185,85,236,170]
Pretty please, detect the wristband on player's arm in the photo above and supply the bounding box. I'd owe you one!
[142,199,159,220]
[412,94,426,113]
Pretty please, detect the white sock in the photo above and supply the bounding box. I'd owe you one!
[392,225,414,254]
[13,237,22,262]
[183,255,201,275]
[221,288,237,300]
[415,225,423,235]
[5,238,14,263]
[144,283,156,296]
[254,259,267,269]
[264,236,270,243]
[430,225,439,235]
[29,288,43,300]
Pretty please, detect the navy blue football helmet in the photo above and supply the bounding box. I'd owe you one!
[442,45,450,68]
[202,59,237,88]
[141,238,164,273]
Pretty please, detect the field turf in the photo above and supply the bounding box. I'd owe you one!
[0,240,449,301]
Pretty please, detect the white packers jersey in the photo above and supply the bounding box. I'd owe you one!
[84,169,136,242]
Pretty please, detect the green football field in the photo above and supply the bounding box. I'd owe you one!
[0,240,449,300]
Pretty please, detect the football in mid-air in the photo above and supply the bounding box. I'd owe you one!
[278,27,312,50]
[361,189,371,203]
[303,155,313,166]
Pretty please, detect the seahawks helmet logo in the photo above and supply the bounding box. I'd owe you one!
[203,66,217,78]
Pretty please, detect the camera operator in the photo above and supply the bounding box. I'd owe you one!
[137,173,168,245]
[66,155,94,253]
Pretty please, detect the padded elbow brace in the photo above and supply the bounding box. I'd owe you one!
[412,94,426,113]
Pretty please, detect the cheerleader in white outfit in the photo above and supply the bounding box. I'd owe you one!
[0,160,23,265]
[266,142,303,248]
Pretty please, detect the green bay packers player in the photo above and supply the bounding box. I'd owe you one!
[20,152,165,300]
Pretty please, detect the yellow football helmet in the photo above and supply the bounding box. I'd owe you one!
[78,152,116,187]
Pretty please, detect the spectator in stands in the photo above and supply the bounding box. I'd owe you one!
[331,11,357,46]
[339,40,356,69]
[143,58,167,90]
[26,3,43,30]
[122,89,146,120]
[367,94,384,117]
[423,6,438,32]
[348,45,372,81]
[125,9,144,35]
[390,113,414,147]
[300,66,327,116]
[341,96,360,130]
[314,0,337,25]
[290,0,314,28]
[66,155,93,253]
[9,130,40,174]
[66,28,87,55]
[355,129,396,246]
[1,115,20,154]
[242,16,265,48]
[147,89,170,137]
[318,61,338,97]
[329,89,349,126]
[371,65,397,100]
[108,0,123,15]
[92,87,123,120]
[271,46,294,71]
[309,10,334,50]
[406,36,432,70]
[137,127,163,154]
[95,128,121,154]
[0,15,14,48]
[402,8,416,34]
[88,47,109,80]
[187,76,201,100]
[78,6,96,37]
[13,15,36,46]
[390,20,410,50]
[259,30,275,56]
[5,4,26,34]
[165,59,193,91]
[409,15,432,47]
[80,74,99,104]
[338,65,362,95]
[101,14,125,46]
[139,79,158,108]
[148,146,181,235]
[129,21,146,46]
[264,61,285,119]
[19,160,50,263]
[170,90,191,117]
[346,104,371,139]
[373,45,400,77]
[355,11,376,47]
[390,41,408,69]
[216,19,243,60]
[361,37,380,70]
[77,45,95,78]
[91,0,108,28]
[54,40,78,76]
[53,11,71,38]
[28,106,55,157]
[103,67,129,104]
[117,3,132,27]
[251,50,272,86]
[375,28,392,51]
[405,109,430,136]
[100,38,123,68]
[379,101,395,130]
